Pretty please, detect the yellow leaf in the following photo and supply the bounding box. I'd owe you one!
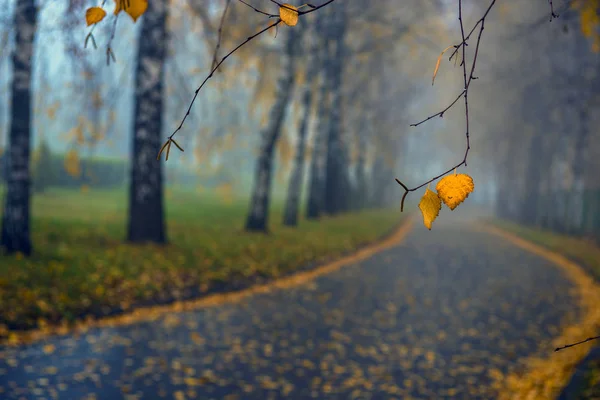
[42,344,55,354]
[85,7,107,26]
[418,188,442,230]
[435,173,475,210]
[114,0,148,23]
[64,149,81,178]
[280,4,299,26]
[432,45,454,86]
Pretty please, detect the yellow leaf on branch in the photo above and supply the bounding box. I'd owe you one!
[418,188,442,230]
[114,0,148,23]
[85,7,107,26]
[435,173,475,210]
[432,45,454,86]
[280,4,299,26]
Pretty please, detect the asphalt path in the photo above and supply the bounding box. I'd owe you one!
[0,214,582,399]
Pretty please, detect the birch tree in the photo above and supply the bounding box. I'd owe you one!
[1,0,38,256]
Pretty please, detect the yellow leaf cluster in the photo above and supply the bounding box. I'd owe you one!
[574,0,600,52]
[114,0,148,23]
[64,149,81,178]
[85,7,107,26]
[417,173,475,230]
[280,4,299,27]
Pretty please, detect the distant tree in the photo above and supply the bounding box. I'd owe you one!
[0,150,7,183]
[245,27,299,232]
[1,0,38,256]
[283,21,316,227]
[323,6,349,215]
[306,9,332,220]
[32,138,54,193]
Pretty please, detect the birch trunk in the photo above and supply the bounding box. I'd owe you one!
[127,0,168,243]
[283,25,316,227]
[245,28,297,232]
[306,11,332,220]
[1,0,37,255]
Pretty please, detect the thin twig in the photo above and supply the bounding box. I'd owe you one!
[548,0,559,20]
[236,0,277,18]
[106,12,120,65]
[212,0,232,70]
[395,0,495,211]
[410,90,465,126]
[158,19,283,160]
[158,0,339,160]
[555,335,600,352]
[447,0,496,63]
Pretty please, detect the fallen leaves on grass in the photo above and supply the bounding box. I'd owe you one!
[0,189,403,339]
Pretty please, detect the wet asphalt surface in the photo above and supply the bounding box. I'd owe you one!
[0,216,582,399]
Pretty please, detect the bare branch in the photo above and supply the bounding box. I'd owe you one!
[555,335,600,352]
[158,0,339,160]
[395,0,495,212]
[236,0,277,18]
[158,19,282,160]
[548,0,559,20]
[212,0,232,70]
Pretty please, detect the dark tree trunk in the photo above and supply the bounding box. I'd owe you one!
[323,8,347,215]
[349,119,367,212]
[495,162,513,220]
[370,156,387,208]
[306,15,331,220]
[1,0,37,256]
[246,28,298,232]
[127,0,168,244]
[283,25,316,227]
[569,105,589,233]
[337,138,352,212]
[520,132,543,225]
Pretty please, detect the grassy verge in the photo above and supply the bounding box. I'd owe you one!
[487,218,600,399]
[0,187,404,336]
[487,219,600,281]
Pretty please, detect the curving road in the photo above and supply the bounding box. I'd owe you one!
[0,213,582,399]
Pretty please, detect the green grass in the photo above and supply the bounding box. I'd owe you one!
[0,186,404,333]
[488,219,600,281]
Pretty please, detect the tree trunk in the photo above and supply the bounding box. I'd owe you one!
[569,105,589,234]
[520,132,543,225]
[353,119,368,211]
[245,28,297,232]
[1,0,37,256]
[283,25,316,227]
[323,8,347,215]
[306,15,331,220]
[370,156,386,208]
[127,0,168,244]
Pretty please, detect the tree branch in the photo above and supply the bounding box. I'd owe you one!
[158,0,339,160]
[555,335,600,352]
[395,0,495,212]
